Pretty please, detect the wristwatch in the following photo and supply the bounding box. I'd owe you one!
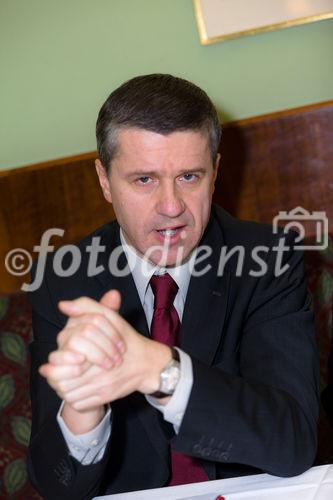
[150,347,181,398]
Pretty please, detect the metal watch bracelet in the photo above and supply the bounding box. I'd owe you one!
[149,347,181,398]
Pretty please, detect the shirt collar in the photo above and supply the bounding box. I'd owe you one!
[119,228,194,306]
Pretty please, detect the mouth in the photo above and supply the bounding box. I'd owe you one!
[156,226,185,236]
[156,225,186,242]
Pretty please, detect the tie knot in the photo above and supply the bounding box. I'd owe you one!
[150,273,179,310]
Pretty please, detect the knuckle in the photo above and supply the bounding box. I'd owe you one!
[108,343,119,356]
[66,394,75,403]
[58,381,67,393]
[112,332,121,344]
[74,364,83,376]
[67,337,79,350]
[82,324,96,339]
[90,314,104,329]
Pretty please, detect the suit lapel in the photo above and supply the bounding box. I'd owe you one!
[180,209,230,366]
[179,210,230,480]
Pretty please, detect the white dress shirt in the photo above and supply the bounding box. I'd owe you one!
[57,229,195,464]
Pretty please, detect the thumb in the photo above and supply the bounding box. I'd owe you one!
[100,289,121,312]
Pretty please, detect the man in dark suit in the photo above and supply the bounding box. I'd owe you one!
[28,74,319,500]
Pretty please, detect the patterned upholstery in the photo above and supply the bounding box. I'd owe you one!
[0,240,333,497]
[0,294,40,499]
[304,237,333,465]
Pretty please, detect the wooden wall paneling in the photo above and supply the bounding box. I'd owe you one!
[0,154,115,293]
[216,101,333,233]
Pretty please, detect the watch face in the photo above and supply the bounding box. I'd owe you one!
[160,360,181,394]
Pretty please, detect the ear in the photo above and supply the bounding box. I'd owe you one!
[211,153,221,192]
[95,159,112,203]
[214,153,221,177]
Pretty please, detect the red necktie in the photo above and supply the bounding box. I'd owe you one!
[150,273,209,486]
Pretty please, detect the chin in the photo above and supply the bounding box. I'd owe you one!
[146,250,181,268]
[167,248,194,267]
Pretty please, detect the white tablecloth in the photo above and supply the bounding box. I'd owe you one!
[93,464,333,500]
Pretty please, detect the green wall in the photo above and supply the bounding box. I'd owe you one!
[1,0,332,170]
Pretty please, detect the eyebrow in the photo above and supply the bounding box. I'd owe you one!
[126,167,208,178]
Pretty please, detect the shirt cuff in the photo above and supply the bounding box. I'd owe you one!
[57,402,112,465]
[146,348,193,433]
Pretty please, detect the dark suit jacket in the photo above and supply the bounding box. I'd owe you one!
[27,205,320,500]
[322,348,333,424]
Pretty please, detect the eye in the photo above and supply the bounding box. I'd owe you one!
[136,176,152,185]
[180,173,198,182]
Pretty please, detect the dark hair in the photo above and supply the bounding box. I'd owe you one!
[96,74,221,172]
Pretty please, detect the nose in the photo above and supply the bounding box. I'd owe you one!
[156,181,185,218]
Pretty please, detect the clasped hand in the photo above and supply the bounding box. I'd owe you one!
[39,290,171,413]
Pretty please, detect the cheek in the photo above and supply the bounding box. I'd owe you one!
[114,197,149,238]
[189,187,212,224]
[111,188,138,217]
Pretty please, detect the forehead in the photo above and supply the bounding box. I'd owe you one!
[114,128,211,167]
